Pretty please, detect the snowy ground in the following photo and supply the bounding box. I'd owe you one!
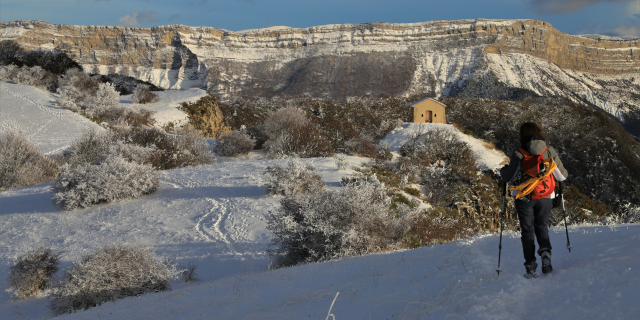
[0,83,103,155]
[1,87,638,319]
[118,88,208,128]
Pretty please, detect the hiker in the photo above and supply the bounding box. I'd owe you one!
[500,122,568,278]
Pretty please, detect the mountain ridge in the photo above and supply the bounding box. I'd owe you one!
[1,19,638,117]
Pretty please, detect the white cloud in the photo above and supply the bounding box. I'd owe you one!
[117,10,159,27]
[603,23,640,38]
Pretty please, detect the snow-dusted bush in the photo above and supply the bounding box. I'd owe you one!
[0,65,58,92]
[63,129,113,168]
[132,84,159,104]
[215,129,255,157]
[265,122,333,158]
[170,126,216,168]
[266,176,415,267]
[0,64,18,81]
[86,82,119,116]
[6,246,64,299]
[620,204,640,223]
[263,107,308,140]
[56,68,101,113]
[0,131,60,190]
[263,158,324,196]
[52,156,159,210]
[50,244,176,315]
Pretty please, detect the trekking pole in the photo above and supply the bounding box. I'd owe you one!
[497,182,507,276]
[561,191,572,252]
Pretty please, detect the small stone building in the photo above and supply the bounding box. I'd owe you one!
[410,98,447,124]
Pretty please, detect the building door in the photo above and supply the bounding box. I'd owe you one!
[427,111,432,123]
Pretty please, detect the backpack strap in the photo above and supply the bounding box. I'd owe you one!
[518,146,548,157]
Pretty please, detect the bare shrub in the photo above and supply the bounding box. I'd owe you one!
[63,129,113,168]
[103,106,156,128]
[52,156,159,210]
[215,130,255,157]
[266,176,415,268]
[178,262,199,282]
[0,131,60,190]
[132,84,159,104]
[114,126,214,170]
[265,122,333,158]
[263,158,324,196]
[403,207,480,248]
[344,137,378,158]
[86,82,119,116]
[263,107,308,140]
[6,246,64,299]
[0,40,23,63]
[50,244,176,315]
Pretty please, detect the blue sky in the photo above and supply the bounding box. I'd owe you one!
[1,0,638,37]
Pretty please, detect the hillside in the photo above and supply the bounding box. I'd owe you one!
[1,19,638,119]
[1,85,639,319]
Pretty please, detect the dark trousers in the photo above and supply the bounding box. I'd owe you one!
[515,198,553,267]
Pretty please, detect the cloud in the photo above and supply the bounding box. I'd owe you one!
[118,10,159,27]
[168,14,181,22]
[528,0,634,14]
[602,23,640,38]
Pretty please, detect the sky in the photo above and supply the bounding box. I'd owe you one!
[0,0,639,38]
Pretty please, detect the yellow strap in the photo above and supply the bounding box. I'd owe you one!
[508,159,557,199]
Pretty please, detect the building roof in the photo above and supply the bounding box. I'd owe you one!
[409,97,447,108]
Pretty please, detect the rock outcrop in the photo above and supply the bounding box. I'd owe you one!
[1,19,638,117]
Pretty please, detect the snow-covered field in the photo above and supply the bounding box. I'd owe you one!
[1,85,638,319]
[0,83,103,155]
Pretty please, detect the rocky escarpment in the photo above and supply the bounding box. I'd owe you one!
[1,19,638,117]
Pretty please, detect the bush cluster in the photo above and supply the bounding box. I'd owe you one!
[6,246,64,299]
[215,129,255,157]
[0,131,61,191]
[132,84,159,104]
[50,244,176,315]
[263,158,324,196]
[0,64,59,92]
[52,155,159,210]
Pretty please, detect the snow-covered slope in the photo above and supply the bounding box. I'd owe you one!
[380,123,508,171]
[119,88,208,128]
[0,83,103,155]
[1,87,638,319]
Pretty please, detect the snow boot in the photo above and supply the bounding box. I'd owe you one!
[524,263,538,279]
[541,251,553,274]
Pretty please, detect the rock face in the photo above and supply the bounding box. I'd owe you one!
[1,19,638,117]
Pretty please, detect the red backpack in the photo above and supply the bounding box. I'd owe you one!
[518,147,555,199]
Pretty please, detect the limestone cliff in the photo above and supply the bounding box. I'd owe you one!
[1,19,638,116]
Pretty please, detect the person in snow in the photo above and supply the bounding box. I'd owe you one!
[500,122,568,278]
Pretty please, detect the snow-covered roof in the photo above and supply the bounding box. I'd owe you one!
[409,97,447,108]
